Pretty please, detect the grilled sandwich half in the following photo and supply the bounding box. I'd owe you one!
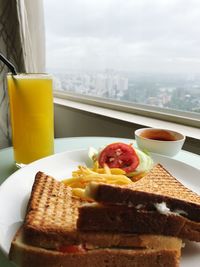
[78,164,200,242]
[9,171,182,267]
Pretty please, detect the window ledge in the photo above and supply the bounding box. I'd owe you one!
[54,97,200,140]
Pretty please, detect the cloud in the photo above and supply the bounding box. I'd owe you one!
[44,0,200,73]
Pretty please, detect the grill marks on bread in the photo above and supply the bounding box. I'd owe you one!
[129,164,200,205]
[25,172,78,233]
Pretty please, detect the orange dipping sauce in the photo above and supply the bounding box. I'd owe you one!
[139,129,177,141]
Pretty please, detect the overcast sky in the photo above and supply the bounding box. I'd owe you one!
[43,0,200,73]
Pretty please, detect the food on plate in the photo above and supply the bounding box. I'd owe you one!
[63,143,154,200]
[63,143,154,199]
[63,164,133,200]
[89,142,154,180]
[9,172,182,267]
[79,164,200,242]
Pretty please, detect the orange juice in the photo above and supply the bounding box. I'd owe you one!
[7,73,54,164]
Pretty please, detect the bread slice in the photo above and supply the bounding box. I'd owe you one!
[24,171,78,249]
[77,202,200,242]
[23,172,182,249]
[85,164,200,222]
[9,227,182,267]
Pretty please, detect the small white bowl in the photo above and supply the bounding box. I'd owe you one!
[135,128,185,157]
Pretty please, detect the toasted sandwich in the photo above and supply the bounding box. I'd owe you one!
[9,172,182,267]
[78,164,200,242]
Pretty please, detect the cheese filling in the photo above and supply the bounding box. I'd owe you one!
[134,201,188,216]
[154,202,188,216]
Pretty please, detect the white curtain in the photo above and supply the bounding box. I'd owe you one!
[17,0,45,72]
[0,0,45,148]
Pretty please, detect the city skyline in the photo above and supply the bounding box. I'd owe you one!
[53,70,200,113]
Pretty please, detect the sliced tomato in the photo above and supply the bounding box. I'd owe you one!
[58,244,86,253]
[98,143,140,173]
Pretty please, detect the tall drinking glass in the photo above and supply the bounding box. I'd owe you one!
[7,73,54,166]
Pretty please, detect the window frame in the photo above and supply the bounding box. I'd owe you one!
[54,90,200,129]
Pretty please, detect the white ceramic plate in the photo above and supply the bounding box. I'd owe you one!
[0,149,199,267]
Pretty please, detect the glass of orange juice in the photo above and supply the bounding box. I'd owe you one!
[7,73,54,166]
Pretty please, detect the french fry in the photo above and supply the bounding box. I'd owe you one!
[72,188,92,201]
[103,164,111,174]
[92,160,99,172]
[109,168,126,175]
[62,164,133,200]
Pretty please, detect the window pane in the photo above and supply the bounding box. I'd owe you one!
[44,0,200,114]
